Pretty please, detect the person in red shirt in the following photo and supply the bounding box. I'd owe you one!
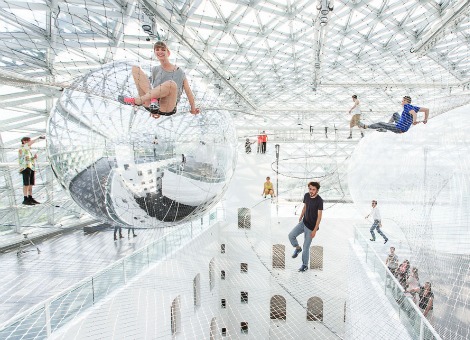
[260,131,268,153]
[257,134,262,153]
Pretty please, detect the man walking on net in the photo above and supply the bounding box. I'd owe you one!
[288,182,323,272]
[366,200,388,244]
[348,95,364,139]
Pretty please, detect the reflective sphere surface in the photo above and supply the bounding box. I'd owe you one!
[47,61,237,227]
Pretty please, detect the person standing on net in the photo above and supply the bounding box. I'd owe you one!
[288,182,323,272]
[18,136,45,205]
[366,200,388,244]
[257,134,262,153]
[260,131,268,153]
[348,95,364,139]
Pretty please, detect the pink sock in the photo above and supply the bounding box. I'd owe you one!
[124,97,135,105]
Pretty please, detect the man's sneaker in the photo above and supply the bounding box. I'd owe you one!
[292,247,302,258]
[117,95,136,106]
[357,121,367,129]
[347,135,352,139]
[298,265,308,272]
[370,238,376,241]
[149,98,160,110]
[22,199,33,206]
[30,198,40,204]
[144,106,160,115]
[384,239,388,244]
[361,132,364,138]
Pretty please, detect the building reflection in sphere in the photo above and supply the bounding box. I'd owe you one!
[47,62,237,228]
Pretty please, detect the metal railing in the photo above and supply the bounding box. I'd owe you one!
[0,208,222,339]
[354,225,442,340]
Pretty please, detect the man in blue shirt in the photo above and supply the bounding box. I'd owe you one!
[358,96,429,133]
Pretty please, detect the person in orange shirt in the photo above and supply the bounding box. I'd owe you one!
[260,131,268,153]
[257,134,262,153]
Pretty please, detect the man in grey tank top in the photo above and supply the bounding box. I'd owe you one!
[118,41,200,118]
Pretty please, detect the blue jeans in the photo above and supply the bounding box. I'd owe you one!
[387,112,401,124]
[369,122,403,133]
[370,220,388,241]
[288,220,314,267]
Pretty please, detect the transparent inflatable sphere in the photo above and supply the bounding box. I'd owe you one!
[47,61,237,228]
[347,106,470,254]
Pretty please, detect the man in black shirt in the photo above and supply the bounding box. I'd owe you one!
[288,182,324,272]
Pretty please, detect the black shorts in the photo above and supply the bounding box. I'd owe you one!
[144,106,177,116]
[21,167,35,186]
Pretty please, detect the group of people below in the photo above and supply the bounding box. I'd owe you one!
[366,201,434,323]
[386,247,434,323]
[113,226,137,241]
[348,95,430,138]
[245,131,268,154]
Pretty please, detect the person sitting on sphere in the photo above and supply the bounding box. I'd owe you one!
[118,41,200,119]
[262,176,275,198]
[358,96,429,133]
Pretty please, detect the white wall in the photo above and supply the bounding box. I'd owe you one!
[53,221,221,340]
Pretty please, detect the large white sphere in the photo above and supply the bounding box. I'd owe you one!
[47,61,237,228]
[348,104,470,340]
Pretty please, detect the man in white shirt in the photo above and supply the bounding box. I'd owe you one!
[365,200,388,244]
[348,95,364,139]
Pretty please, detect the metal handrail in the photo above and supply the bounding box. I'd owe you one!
[354,225,442,340]
[0,208,222,338]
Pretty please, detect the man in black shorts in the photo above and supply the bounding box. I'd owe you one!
[18,136,44,205]
[288,182,324,272]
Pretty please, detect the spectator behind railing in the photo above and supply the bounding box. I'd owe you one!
[359,225,437,334]
[385,246,399,276]
[395,259,410,289]
[408,282,434,325]
[405,267,420,304]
